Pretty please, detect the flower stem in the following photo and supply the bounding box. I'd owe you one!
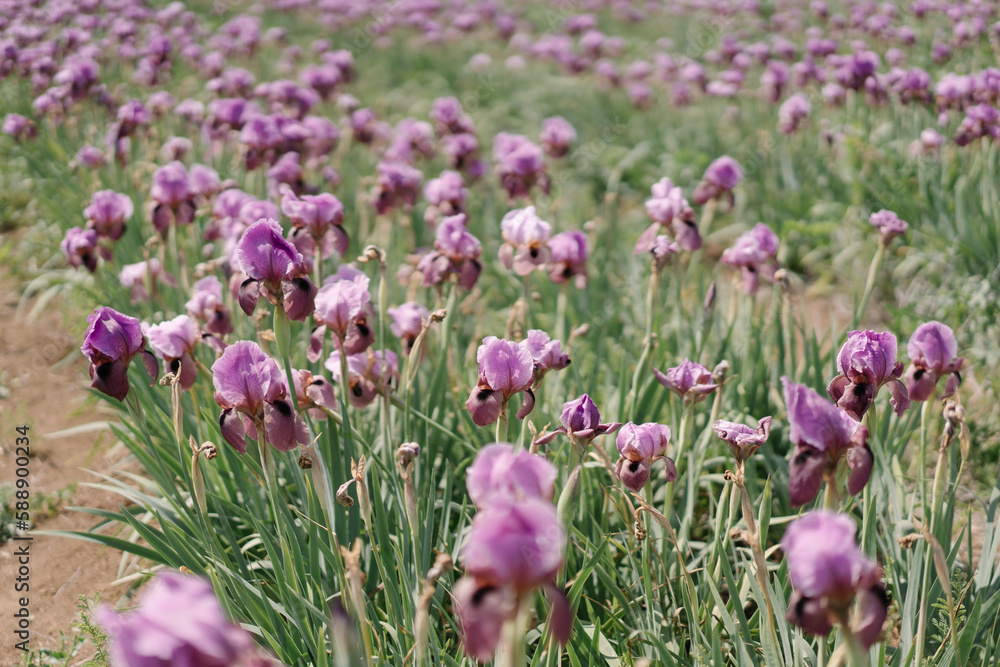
[555,285,568,344]
[737,472,779,654]
[627,264,662,420]
[822,474,841,511]
[522,274,532,334]
[556,439,585,527]
[844,626,868,667]
[918,399,932,520]
[272,306,301,422]
[664,403,692,523]
[496,409,509,444]
[499,603,528,667]
[337,337,356,458]
[853,242,885,328]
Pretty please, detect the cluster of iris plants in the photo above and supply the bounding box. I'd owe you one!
[3,0,1000,665]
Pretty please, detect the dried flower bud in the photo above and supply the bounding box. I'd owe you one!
[336,480,356,507]
[426,553,453,582]
[703,281,717,315]
[359,244,386,263]
[298,451,314,469]
[351,455,366,481]
[159,372,177,387]
[395,442,420,477]
[632,510,647,542]
[571,323,590,339]
[200,442,219,460]
[429,309,448,323]
[712,360,730,384]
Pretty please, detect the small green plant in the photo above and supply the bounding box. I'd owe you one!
[20,595,108,667]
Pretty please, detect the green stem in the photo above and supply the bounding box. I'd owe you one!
[499,602,529,667]
[522,273,532,333]
[853,242,885,328]
[664,403,692,523]
[555,285,568,344]
[845,626,868,667]
[337,336,356,459]
[496,409,509,444]
[272,306,300,422]
[556,439,585,527]
[627,264,662,420]
[918,400,932,520]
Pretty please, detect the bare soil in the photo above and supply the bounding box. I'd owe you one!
[0,271,142,665]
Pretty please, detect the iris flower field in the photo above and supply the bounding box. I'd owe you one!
[2,0,1000,665]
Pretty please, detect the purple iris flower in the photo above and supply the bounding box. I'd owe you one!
[81,307,158,402]
[781,511,888,649]
[371,160,423,216]
[150,161,196,236]
[782,378,872,507]
[423,170,467,226]
[454,497,568,661]
[116,99,151,137]
[520,329,570,385]
[350,107,380,144]
[910,128,944,157]
[466,443,557,509]
[615,422,676,493]
[387,301,429,355]
[324,348,398,409]
[291,368,338,419]
[713,416,772,462]
[431,96,475,136]
[189,164,221,200]
[311,270,375,361]
[533,394,622,447]
[416,214,483,290]
[546,230,588,288]
[693,156,743,208]
[211,340,307,453]
[96,572,276,667]
[119,260,178,303]
[235,218,317,322]
[185,276,234,336]
[442,133,482,173]
[719,223,780,294]
[539,116,576,158]
[61,227,105,273]
[903,321,964,402]
[637,177,701,253]
[2,113,37,140]
[493,132,550,200]
[161,137,192,161]
[281,186,348,260]
[827,330,910,420]
[498,206,553,276]
[144,315,202,391]
[72,145,106,169]
[869,209,908,245]
[84,190,134,241]
[466,336,535,427]
[653,359,719,404]
[778,93,811,134]
[385,117,436,163]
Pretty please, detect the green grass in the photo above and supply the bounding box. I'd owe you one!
[2,1,999,665]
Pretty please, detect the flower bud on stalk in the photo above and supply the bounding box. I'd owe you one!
[396,443,421,542]
[341,539,375,666]
[414,554,453,667]
[931,400,967,533]
[188,436,217,516]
